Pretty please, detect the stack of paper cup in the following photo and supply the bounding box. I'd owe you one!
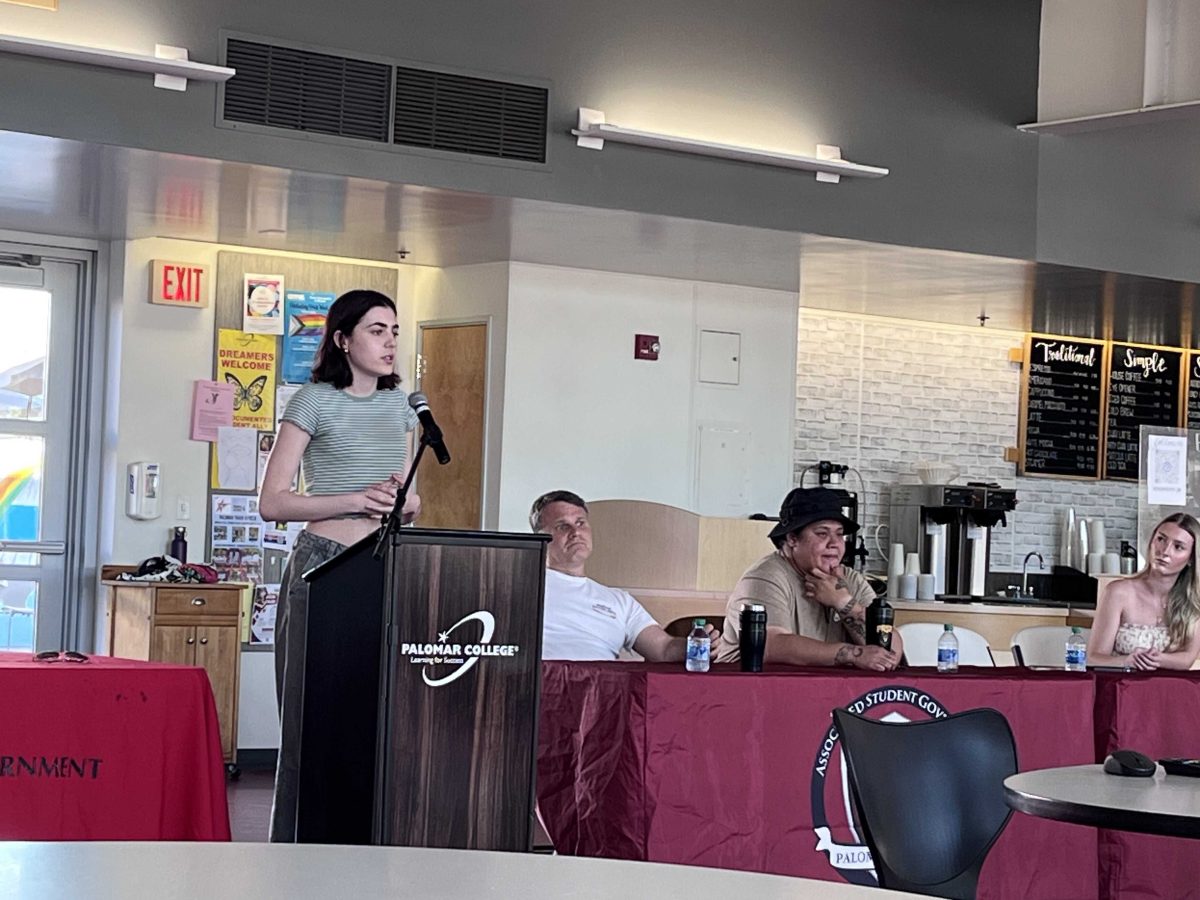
[917,573,935,600]
[1086,552,1104,575]
[888,543,904,599]
[1089,519,1107,557]
[1060,508,1076,569]
[899,574,918,599]
[1075,519,1090,569]
[1102,552,1120,574]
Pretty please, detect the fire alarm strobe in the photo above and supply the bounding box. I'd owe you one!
[635,334,661,360]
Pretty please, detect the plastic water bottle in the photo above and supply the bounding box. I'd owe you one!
[937,624,959,673]
[686,618,710,672]
[1066,626,1087,671]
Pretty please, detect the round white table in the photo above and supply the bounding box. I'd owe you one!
[0,842,927,898]
[1004,764,1200,839]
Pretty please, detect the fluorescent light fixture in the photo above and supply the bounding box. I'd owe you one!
[0,33,235,91]
[571,108,888,183]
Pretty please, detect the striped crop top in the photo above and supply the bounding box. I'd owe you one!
[281,381,419,501]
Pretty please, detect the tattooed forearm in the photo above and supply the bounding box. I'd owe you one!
[836,595,859,617]
[841,615,867,644]
[834,644,864,666]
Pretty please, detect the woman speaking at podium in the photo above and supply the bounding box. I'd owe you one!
[258,289,421,841]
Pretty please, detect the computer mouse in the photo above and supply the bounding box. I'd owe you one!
[1103,748,1157,777]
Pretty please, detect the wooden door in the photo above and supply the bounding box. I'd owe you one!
[416,323,487,529]
[195,625,239,760]
[151,625,196,665]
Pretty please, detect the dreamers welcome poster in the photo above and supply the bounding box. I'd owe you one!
[217,328,276,432]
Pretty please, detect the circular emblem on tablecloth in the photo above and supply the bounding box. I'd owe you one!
[809,684,950,886]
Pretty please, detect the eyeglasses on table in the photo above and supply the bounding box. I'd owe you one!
[32,650,89,663]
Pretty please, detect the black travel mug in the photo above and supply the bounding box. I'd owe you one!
[871,602,894,652]
[739,602,767,672]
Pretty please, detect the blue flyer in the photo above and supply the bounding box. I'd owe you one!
[281,291,334,384]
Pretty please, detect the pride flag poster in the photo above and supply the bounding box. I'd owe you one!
[281,291,334,384]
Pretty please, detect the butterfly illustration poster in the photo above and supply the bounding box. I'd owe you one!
[281,291,334,383]
[217,328,276,431]
[242,274,285,335]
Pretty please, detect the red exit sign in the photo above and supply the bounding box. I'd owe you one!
[150,259,211,308]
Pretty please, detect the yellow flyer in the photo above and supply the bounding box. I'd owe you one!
[216,328,276,431]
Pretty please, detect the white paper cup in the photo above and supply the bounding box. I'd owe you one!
[1102,552,1120,574]
[1086,552,1104,575]
[917,573,936,600]
[899,574,918,599]
[904,552,921,577]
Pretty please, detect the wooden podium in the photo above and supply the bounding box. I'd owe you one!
[296,527,548,849]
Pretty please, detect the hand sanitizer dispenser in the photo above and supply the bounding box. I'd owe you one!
[126,461,162,520]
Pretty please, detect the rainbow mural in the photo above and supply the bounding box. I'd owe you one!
[0,464,36,537]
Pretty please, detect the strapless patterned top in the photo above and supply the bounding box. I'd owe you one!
[1113,622,1171,654]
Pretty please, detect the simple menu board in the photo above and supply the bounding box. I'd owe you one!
[1188,352,1200,432]
[1021,335,1106,478]
[1104,343,1184,480]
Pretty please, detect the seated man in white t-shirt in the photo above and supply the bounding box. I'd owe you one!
[531,490,720,661]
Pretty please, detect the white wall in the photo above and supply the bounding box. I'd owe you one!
[106,238,222,565]
[498,264,798,530]
[412,262,510,529]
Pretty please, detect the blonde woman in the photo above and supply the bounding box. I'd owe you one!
[1088,513,1200,670]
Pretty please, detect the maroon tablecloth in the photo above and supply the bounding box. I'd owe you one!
[1093,670,1200,900]
[538,663,1098,899]
[0,652,230,840]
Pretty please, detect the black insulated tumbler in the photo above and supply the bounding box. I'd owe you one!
[739,602,767,672]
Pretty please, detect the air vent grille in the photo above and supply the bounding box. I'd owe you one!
[393,66,547,163]
[224,39,391,143]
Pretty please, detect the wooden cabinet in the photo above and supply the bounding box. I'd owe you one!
[102,580,245,763]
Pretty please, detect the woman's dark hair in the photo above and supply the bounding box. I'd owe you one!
[310,290,399,390]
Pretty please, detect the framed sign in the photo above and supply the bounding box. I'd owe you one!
[1019,334,1106,479]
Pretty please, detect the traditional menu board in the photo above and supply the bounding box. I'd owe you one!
[1104,343,1184,480]
[1187,352,1200,432]
[1020,335,1106,478]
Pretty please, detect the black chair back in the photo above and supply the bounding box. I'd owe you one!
[832,706,1017,900]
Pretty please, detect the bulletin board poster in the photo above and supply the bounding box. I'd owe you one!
[210,493,265,585]
[243,274,285,335]
[250,583,278,645]
[217,328,276,432]
[281,291,334,384]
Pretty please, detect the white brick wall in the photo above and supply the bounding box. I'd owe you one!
[794,310,1137,574]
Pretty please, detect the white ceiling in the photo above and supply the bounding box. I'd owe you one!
[0,127,1144,333]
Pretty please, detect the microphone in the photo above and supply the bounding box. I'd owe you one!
[408,392,451,465]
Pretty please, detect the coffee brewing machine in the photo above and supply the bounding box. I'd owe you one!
[889,484,1018,597]
[817,461,862,569]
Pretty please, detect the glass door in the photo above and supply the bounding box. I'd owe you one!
[0,252,84,651]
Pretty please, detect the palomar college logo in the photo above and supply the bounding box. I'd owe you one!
[810,685,950,886]
[399,610,521,687]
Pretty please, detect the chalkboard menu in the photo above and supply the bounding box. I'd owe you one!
[1187,353,1200,432]
[1021,335,1105,478]
[1104,343,1184,480]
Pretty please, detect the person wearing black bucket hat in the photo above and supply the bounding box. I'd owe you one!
[714,487,902,670]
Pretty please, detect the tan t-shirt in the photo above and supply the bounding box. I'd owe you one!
[714,551,877,664]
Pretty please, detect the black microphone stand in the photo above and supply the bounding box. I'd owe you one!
[372,432,432,560]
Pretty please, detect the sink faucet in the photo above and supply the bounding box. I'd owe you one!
[1021,551,1045,598]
